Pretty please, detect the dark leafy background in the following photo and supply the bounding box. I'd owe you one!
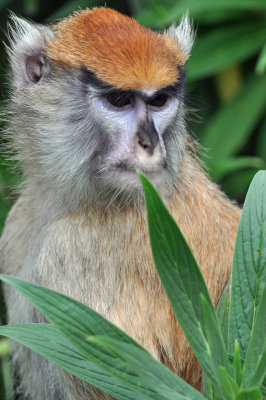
[0,1,265,398]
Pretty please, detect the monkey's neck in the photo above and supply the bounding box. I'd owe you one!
[79,154,240,301]
[24,153,241,303]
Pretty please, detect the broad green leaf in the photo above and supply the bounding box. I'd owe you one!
[0,275,137,346]
[201,373,220,400]
[188,22,266,81]
[242,284,266,388]
[89,336,205,400]
[232,341,243,386]
[0,323,143,400]
[205,157,264,182]
[256,44,266,75]
[229,171,266,358]
[235,388,262,400]
[219,366,239,399]
[0,277,165,400]
[201,282,230,400]
[138,172,232,395]
[249,346,266,390]
[0,337,13,400]
[201,286,230,400]
[216,284,230,350]
[136,0,266,27]
[200,293,234,400]
[201,74,266,158]
[0,277,190,400]
[201,291,232,400]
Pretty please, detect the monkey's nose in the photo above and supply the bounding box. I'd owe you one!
[136,119,159,155]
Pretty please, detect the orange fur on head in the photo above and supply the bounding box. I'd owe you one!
[47,7,187,90]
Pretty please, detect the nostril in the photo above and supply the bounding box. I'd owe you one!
[138,139,150,151]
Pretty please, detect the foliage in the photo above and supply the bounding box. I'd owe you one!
[0,0,265,397]
[0,170,265,399]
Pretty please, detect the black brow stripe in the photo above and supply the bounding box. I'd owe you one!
[79,68,135,97]
[79,67,186,100]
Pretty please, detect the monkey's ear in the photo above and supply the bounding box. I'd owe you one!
[166,14,194,59]
[6,14,54,89]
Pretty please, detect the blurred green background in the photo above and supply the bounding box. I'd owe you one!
[0,0,265,398]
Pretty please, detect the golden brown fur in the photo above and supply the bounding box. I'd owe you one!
[47,8,186,89]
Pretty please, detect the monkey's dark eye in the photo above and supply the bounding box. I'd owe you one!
[149,95,168,108]
[105,92,131,108]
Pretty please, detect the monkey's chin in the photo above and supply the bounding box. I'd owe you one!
[92,167,174,207]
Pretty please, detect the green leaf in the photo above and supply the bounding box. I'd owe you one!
[0,275,137,346]
[0,323,142,400]
[249,346,266,390]
[232,341,243,386]
[0,276,198,400]
[0,339,10,357]
[204,157,264,182]
[256,44,266,75]
[200,293,234,397]
[201,373,220,400]
[0,350,13,400]
[229,171,266,358]
[235,388,262,400]
[243,284,266,388]
[138,171,232,395]
[201,290,232,400]
[188,22,266,81]
[219,366,239,398]
[89,336,205,400]
[216,284,230,350]
[201,74,266,158]
[136,0,266,27]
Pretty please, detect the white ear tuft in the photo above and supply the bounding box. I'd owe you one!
[166,14,195,58]
[6,13,54,89]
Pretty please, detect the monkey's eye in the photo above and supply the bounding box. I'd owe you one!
[105,92,131,108]
[148,95,168,108]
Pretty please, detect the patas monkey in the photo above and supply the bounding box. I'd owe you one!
[0,7,241,400]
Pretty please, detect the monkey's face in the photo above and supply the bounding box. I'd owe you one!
[62,67,187,197]
[8,8,194,205]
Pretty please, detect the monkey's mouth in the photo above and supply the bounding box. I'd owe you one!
[116,162,166,181]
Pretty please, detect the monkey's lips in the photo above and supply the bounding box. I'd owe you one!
[116,163,164,182]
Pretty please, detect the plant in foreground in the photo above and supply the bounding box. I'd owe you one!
[0,170,265,400]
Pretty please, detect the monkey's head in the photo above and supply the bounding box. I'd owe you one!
[7,8,194,207]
